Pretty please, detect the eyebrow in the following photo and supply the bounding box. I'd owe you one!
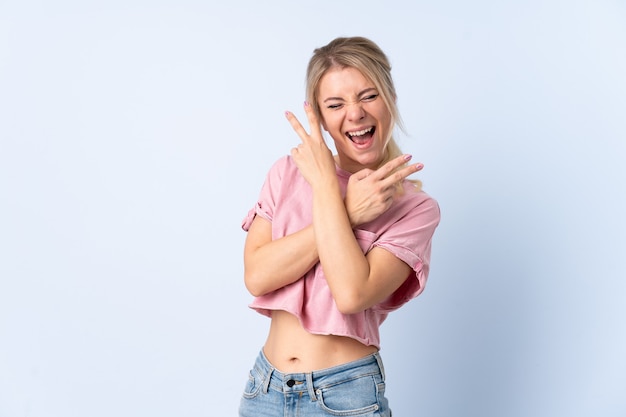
[322,87,378,103]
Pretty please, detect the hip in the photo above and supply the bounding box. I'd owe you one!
[239,349,391,417]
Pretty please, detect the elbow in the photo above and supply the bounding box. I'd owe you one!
[334,292,367,315]
[244,270,268,297]
[245,285,265,298]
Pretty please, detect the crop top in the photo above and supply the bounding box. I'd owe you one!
[241,155,440,348]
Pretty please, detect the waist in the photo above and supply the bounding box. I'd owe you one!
[252,349,386,396]
[264,309,378,372]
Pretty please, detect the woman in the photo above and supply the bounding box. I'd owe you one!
[239,36,440,416]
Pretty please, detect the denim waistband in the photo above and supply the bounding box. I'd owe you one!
[252,349,386,401]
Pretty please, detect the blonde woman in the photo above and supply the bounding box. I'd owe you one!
[240,36,440,417]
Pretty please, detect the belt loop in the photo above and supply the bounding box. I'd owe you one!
[374,353,386,382]
[262,367,274,394]
[306,372,317,401]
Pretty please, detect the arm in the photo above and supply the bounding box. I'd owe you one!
[243,146,422,298]
[310,176,414,314]
[242,170,407,297]
[287,103,423,314]
[243,216,318,297]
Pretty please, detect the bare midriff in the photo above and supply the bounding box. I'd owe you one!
[262,309,378,373]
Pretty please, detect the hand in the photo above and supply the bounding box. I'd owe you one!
[345,154,424,227]
[285,102,337,189]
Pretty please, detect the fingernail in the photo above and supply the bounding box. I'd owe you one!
[403,154,412,161]
[285,111,290,117]
[416,163,424,170]
[304,101,310,107]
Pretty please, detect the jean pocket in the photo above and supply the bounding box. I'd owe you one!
[242,369,263,399]
[316,375,383,416]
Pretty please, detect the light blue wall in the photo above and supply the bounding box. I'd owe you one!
[1,1,624,416]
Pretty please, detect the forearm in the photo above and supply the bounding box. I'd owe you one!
[312,181,371,312]
[244,222,319,297]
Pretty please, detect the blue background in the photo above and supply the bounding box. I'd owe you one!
[1,1,625,416]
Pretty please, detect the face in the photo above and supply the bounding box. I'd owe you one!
[317,66,392,173]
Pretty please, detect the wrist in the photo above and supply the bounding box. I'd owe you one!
[346,208,359,228]
[311,175,341,195]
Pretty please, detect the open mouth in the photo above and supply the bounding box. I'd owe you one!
[346,126,375,145]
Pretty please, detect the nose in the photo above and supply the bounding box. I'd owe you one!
[346,101,365,121]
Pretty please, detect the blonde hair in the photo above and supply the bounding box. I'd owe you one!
[305,36,421,190]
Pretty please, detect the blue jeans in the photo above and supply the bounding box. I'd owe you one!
[239,350,391,416]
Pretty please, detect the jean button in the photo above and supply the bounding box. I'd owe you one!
[286,379,295,387]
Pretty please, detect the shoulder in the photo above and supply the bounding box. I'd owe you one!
[399,185,440,217]
[267,154,300,177]
[383,186,441,236]
[260,155,310,199]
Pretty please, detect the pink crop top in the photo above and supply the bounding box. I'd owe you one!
[242,155,440,348]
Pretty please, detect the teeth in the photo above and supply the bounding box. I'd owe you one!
[348,127,372,137]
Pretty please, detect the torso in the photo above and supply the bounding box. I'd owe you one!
[263,310,378,373]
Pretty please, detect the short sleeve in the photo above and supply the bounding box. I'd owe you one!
[241,156,290,232]
[373,194,440,312]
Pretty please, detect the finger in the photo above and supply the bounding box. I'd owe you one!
[376,154,423,180]
[382,162,424,186]
[303,101,324,142]
[285,111,311,144]
[376,154,415,177]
